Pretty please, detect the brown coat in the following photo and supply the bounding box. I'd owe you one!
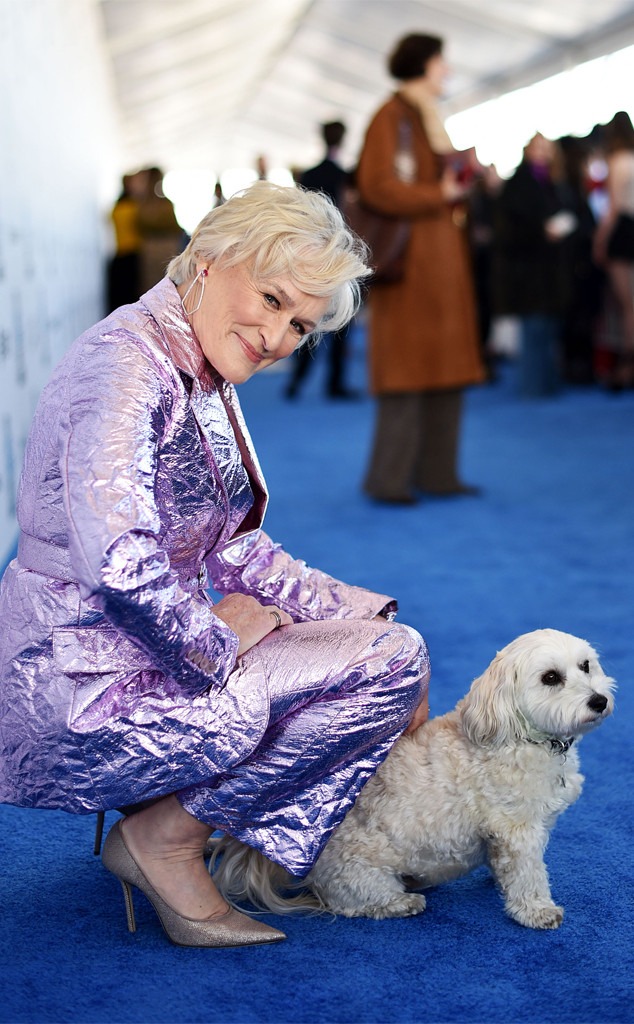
[357,94,485,394]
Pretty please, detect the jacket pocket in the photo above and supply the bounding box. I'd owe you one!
[53,625,153,675]
[53,626,158,730]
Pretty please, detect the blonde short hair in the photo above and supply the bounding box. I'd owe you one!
[168,180,371,335]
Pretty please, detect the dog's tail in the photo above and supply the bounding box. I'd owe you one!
[209,835,326,915]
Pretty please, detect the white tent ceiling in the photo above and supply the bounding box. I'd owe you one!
[98,0,634,176]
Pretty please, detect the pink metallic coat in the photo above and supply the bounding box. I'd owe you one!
[0,278,401,816]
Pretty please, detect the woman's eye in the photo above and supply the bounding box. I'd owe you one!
[290,320,305,337]
[264,293,279,309]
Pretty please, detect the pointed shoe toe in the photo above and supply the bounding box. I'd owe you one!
[166,905,286,947]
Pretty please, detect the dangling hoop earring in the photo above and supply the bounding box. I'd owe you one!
[181,267,208,316]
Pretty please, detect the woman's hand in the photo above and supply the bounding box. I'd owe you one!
[213,593,293,656]
[440,167,469,204]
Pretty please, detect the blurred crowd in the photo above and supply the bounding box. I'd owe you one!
[466,112,634,395]
[106,165,186,314]
[107,111,634,405]
[104,29,633,511]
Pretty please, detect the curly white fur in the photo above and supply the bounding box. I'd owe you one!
[211,629,615,929]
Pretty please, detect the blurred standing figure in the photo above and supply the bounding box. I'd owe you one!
[593,111,634,390]
[106,171,146,313]
[493,134,578,397]
[138,167,184,294]
[558,135,604,385]
[211,180,226,208]
[357,33,484,504]
[286,121,358,399]
[301,121,348,202]
[466,162,502,379]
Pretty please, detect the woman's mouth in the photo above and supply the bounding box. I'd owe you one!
[237,334,264,364]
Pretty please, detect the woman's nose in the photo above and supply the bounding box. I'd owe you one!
[260,321,288,356]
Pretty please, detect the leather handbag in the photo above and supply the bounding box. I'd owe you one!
[343,120,414,286]
[343,193,411,284]
[607,213,634,261]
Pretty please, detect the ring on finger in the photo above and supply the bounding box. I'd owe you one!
[269,610,282,630]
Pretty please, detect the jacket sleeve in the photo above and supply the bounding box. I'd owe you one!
[61,330,239,695]
[357,105,445,218]
[206,529,397,622]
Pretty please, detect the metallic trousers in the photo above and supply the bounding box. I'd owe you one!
[178,618,429,876]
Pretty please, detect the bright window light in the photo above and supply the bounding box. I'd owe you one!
[163,166,296,234]
[162,170,218,236]
[446,44,634,176]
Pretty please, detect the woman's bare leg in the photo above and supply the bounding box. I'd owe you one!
[609,261,634,367]
[121,793,228,919]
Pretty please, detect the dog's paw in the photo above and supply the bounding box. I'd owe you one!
[349,892,427,920]
[509,902,564,930]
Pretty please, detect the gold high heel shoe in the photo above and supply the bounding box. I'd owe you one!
[102,820,286,947]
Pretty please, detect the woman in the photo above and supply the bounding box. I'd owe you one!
[106,170,145,313]
[493,133,578,397]
[357,33,484,505]
[593,111,634,389]
[0,182,429,948]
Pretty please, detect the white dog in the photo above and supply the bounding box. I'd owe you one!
[211,630,615,929]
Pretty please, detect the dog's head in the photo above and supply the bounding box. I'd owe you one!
[460,629,616,748]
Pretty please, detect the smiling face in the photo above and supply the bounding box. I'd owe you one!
[182,261,329,384]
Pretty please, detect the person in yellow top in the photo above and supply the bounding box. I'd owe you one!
[107,171,146,312]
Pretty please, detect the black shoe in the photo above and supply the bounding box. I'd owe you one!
[364,490,418,506]
[327,387,361,400]
[423,483,481,498]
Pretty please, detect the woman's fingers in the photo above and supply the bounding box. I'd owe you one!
[213,594,293,655]
[267,606,293,632]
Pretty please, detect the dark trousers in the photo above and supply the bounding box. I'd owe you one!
[106,252,140,314]
[517,315,562,397]
[287,323,350,396]
[363,389,464,499]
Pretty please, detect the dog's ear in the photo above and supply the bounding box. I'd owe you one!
[460,649,521,748]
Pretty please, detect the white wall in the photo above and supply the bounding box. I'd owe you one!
[0,0,121,567]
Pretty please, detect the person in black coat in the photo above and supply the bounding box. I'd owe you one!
[285,122,358,400]
[558,135,604,384]
[493,134,578,396]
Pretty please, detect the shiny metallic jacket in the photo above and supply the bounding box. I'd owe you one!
[0,278,396,813]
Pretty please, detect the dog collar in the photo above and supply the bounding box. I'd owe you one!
[527,735,575,756]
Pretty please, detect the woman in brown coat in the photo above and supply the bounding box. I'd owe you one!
[357,33,485,504]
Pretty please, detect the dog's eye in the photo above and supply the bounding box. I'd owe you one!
[579,660,590,674]
[541,670,563,686]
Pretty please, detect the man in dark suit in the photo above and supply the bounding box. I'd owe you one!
[285,122,358,400]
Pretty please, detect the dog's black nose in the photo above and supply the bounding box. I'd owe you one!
[587,693,608,713]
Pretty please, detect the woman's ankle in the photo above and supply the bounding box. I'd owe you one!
[120,806,229,919]
[125,794,212,854]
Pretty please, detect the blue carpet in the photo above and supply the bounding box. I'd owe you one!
[1,329,633,1024]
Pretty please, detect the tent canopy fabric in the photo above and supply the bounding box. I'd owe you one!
[98,0,634,174]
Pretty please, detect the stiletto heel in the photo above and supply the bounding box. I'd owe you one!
[119,879,137,933]
[102,820,285,947]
